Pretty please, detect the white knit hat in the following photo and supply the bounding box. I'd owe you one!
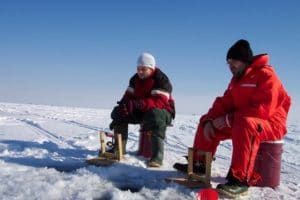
[137,52,156,70]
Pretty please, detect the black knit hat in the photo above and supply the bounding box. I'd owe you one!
[226,39,253,64]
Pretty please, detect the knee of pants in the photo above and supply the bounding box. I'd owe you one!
[143,108,169,138]
[144,109,167,125]
[232,117,262,138]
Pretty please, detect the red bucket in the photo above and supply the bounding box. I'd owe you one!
[253,140,283,188]
[137,131,152,159]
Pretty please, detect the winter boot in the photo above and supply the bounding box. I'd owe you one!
[216,181,248,198]
[148,161,161,168]
[173,160,206,174]
[148,134,164,167]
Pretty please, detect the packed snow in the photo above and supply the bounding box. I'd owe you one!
[0,102,299,200]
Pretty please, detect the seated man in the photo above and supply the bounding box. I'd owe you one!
[174,40,291,196]
[109,52,175,167]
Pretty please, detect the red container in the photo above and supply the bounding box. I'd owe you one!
[253,140,283,188]
[137,131,152,159]
[197,188,218,200]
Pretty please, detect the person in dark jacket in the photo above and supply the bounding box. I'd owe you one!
[109,52,175,167]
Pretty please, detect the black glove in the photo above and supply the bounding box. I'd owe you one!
[118,99,144,117]
[109,121,116,130]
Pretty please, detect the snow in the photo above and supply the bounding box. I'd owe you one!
[0,102,299,200]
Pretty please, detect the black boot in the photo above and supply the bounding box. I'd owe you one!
[217,182,248,198]
[173,161,206,174]
[216,173,248,198]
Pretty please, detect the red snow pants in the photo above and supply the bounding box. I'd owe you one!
[193,116,283,184]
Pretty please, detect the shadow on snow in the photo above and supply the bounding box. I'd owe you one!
[0,139,96,172]
[0,139,218,198]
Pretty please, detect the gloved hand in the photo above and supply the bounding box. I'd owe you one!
[203,121,215,142]
[118,99,144,117]
[212,113,233,130]
[109,121,116,130]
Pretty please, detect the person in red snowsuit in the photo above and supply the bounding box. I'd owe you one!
[174,39,291,197]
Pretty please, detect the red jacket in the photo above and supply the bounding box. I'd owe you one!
[122,68,175,118]
[200,54,291,137]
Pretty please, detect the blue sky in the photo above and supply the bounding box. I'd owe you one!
[0,0,299,115]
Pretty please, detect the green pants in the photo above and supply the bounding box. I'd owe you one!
[110,107,172,164]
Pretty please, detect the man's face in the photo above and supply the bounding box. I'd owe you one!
[227,59,248,78]
[137,66,154,79]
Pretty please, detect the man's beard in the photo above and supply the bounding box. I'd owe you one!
[233,70,244,78]
[231,67,247,79]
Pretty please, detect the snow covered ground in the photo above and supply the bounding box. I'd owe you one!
[0,102,299,200]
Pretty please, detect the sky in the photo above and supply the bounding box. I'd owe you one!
[0,0,299,116]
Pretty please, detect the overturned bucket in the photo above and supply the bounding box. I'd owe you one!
[253,140,283,188]
[137,131,152,159]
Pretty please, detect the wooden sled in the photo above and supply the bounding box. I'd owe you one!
[166,148,212,188]
[86,131,123,166]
